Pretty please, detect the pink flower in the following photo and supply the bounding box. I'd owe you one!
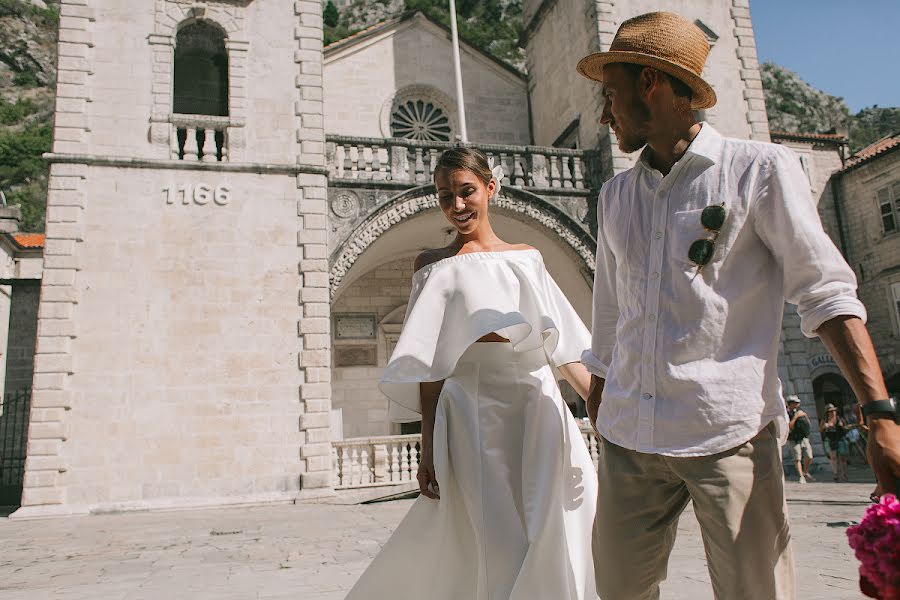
[847,495,900,600]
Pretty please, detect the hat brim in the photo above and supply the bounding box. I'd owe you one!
[577,51,717,110]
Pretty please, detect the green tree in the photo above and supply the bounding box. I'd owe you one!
[323,0,339,28]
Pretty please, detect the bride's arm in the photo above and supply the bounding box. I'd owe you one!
[558,361,592,401]
[417,380,444,499]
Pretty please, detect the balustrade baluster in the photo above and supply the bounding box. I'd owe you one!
[170,125,181,159]
[400,442,411,481]
[343,144,353,178]
[513,153,526,186]
[409,442,419,479]
[573,156,584,189]
[371,145,382,180]
[183,127,199,161]
[357,144,367,179]
[390,443,400,482]
[414,148,426,182]
[350,446,361,486]
[360,447,371,484]
[549,155,561,187]
[561,155,573,188]
[531,153,548,187]
[332,446,341,486]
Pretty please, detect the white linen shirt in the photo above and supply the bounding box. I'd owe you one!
[581,124,866,456]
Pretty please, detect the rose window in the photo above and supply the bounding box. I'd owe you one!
[390,100,452,141]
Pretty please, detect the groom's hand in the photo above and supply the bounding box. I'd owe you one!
[587,375,605,436]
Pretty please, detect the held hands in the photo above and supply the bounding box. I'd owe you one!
[417,446,440,500]
[586,375,605,437]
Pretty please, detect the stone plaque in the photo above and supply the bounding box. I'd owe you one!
[334,314,376,340]
[334,345,377,367]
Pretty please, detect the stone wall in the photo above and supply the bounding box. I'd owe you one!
[323,13,530,145]
[835,150,900,382]
[771,138,847,243]
[522,0,606,152]
[524,0,768,175]
[17,0,332,516]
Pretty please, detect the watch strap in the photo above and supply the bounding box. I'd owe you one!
[861,398,898,421]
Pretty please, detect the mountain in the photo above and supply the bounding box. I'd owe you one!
[324,0,525,70]
[761,62,899,152]
[0,0,58,232]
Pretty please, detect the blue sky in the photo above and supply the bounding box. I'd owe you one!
[750,0,899,112]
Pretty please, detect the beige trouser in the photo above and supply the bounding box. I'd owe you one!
[592,422,796,600]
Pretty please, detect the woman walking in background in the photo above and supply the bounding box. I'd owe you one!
[821,403,850,481]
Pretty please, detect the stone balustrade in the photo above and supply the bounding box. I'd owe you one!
[326,135,596,191]
[332,423,600,490]
[171,114,229,162]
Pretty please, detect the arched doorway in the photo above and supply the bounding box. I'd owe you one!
[329,187,595,439]
[812,372,856,423]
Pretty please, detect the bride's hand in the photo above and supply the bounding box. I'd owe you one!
[416,449,440,499]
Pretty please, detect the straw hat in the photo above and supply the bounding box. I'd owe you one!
[786,395,801,405]
[576,12,717,109]
[824,403,838,413]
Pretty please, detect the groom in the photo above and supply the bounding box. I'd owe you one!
[578,11,900,600]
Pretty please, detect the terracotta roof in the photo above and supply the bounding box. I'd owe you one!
[11,233,45,249]
[769,130,848,144]
[843,132,900,171]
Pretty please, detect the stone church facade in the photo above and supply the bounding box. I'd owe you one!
[1,0,868,516]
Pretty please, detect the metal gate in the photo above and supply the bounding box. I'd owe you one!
[0,390,31,505]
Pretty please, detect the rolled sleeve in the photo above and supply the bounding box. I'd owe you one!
[753,146,867,338]
[581,348,609,378]
[584,187,619,377]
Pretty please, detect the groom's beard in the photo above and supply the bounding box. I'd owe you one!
[613,96,652,153]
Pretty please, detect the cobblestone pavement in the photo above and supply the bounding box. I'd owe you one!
[0,477,877,600]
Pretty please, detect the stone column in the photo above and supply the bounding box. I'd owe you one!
[731,0,771,142]
[293,0,332,491]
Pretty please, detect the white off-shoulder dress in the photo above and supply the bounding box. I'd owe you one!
[346,250,599,600]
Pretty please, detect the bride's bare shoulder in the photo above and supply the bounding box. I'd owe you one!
[414,248,454,272]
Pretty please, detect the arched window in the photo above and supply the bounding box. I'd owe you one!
[390,99,452,142]
[173,22,228,116]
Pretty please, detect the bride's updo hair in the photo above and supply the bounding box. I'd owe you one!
[433,147,493,188]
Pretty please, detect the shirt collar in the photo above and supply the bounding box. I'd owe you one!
[635,122,722,173]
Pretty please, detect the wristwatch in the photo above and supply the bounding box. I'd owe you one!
[860,398,899,424]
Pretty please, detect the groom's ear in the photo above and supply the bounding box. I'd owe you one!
[638,67,662,98]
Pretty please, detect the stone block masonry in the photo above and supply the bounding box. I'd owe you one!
[294,0,332,491]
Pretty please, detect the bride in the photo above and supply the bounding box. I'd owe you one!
[345,148,599,600]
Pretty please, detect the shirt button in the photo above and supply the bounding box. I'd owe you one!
[642,393,653,400]
[651,271,660,279]
[655,232,662,239]
[648,314,656,322]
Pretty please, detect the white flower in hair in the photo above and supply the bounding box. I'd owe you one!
[488,157,504,198]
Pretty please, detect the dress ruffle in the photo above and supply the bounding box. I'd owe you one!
[379,250,591,421]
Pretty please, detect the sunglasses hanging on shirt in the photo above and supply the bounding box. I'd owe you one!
[688,203,727,276]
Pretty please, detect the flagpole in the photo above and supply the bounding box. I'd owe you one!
[449,0,468,143]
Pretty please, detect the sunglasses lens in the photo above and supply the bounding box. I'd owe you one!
[701,205,726,231]
[688,239,715,266]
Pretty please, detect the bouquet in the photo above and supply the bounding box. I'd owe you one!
[847,494,900,599]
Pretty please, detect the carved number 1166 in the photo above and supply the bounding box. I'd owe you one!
[163,184,231,206]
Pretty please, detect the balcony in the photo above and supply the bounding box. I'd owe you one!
[332,422,600,490]
[170,114,229,162]
[325,135,599,192]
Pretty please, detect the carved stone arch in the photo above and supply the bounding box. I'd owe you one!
[329,185,596,297]
[155,3,242,38]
